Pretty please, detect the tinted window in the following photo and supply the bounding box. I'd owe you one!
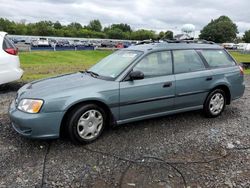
[2,35,16,50]
[133,51,172,78]
[173,50,205,74]
[201,50,235,67]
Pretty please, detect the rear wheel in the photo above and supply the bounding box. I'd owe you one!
[204,89,226,118]
[67,104,106,144]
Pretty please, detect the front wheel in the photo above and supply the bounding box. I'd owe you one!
[203,89,226,118]
[67,104,106,144]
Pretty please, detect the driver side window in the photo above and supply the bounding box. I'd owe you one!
[133,51,172,78]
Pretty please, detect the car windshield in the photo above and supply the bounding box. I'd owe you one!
[89,50,143,78]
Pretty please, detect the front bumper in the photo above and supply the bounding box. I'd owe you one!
[9,100,64,139]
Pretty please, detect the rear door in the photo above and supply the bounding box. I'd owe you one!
[173,49,213,109]
[200,49,244,99]
[119,51,175,121]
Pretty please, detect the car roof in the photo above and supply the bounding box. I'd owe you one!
[127,42,223,52]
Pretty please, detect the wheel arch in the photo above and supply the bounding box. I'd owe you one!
[209,84,231,105]
[60,100,116,138]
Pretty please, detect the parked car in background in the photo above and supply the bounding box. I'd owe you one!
[57,39,70,47]
[91,40,102,48]
[37,37,50,47]
[222,43,237,50]
[245,44,250,51]
[80,40,93,47]
[9,41,245,144]
[123,41,132,48]
[115,42,124,48]
[101,40,116,48]
[25,37,31,45]
[10,38,18,44]
[0,32,23,85]
[237,43,247,50]
[31,39,38,47]
[73,40,82,46]
[49,39,57,47]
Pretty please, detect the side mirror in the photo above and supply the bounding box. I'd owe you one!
[129,70,144,80]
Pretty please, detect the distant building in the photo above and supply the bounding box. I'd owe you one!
[174,34,191,40]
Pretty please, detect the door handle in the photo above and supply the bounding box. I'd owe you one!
[206,77,213,81]
[163,82,172,88]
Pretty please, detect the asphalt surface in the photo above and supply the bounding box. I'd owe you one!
[0,77,250,188]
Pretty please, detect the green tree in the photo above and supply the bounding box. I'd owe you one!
[110,23,132,32]
[54,21,62,29]
[25,23,35,35]
[87,19,102,32]
[14,23,27,35]
[158,30,174,40]
[33,21,54,36]
[243,30,250,43]
[199,15,238,43]
[67,22,82,30]
[0,17,177,40]
[0,18,16,33]
[164,30,173,39]
[106,28,125,39]
[131,29,156,40]
[158,31,165,39]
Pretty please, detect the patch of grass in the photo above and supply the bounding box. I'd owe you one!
[229,51,250,63]
[20,50,112,81]
[19,50,250,82]
[229,51,250,75]
[244,69,250,74]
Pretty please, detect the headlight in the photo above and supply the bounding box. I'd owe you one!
[18,99,44,113]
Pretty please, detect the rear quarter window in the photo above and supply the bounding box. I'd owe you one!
[201,50,236,68]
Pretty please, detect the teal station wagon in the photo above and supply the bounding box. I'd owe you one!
[9,41,245,144]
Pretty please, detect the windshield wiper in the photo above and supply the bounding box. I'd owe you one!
[84,70,99,78]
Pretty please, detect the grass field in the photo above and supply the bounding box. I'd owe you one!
[228,51,250,62]
[19,50,250,81]
[19,50,112,81]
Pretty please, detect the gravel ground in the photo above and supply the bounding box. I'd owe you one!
[0,77,250,188]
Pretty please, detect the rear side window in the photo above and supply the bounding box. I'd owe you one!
[173,50,205,74]
[201,50,236,68]
[133,51,172,78]
[2,35,16,50]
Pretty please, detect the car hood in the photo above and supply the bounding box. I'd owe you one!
[19,72,107,98]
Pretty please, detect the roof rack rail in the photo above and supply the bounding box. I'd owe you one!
[135,39,215,45]
[164,39,215,44]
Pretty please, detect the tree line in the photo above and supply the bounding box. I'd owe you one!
[0,18,173,41]
[0,16,249,43]
[199,15,250,43]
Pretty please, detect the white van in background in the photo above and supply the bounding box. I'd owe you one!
[237,43,250,51]
[246,44,250,51]
[0,32,23,85]
[222,43,237,49]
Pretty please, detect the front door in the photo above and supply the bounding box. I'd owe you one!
[119,51,175,121]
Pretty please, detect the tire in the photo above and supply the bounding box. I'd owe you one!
[67,104,106,144]
[203,89,226,118]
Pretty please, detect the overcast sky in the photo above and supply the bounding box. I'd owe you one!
[0,0,250,36]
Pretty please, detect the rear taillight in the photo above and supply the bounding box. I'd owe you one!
[239,65,244,75]
[4,48,18,55]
